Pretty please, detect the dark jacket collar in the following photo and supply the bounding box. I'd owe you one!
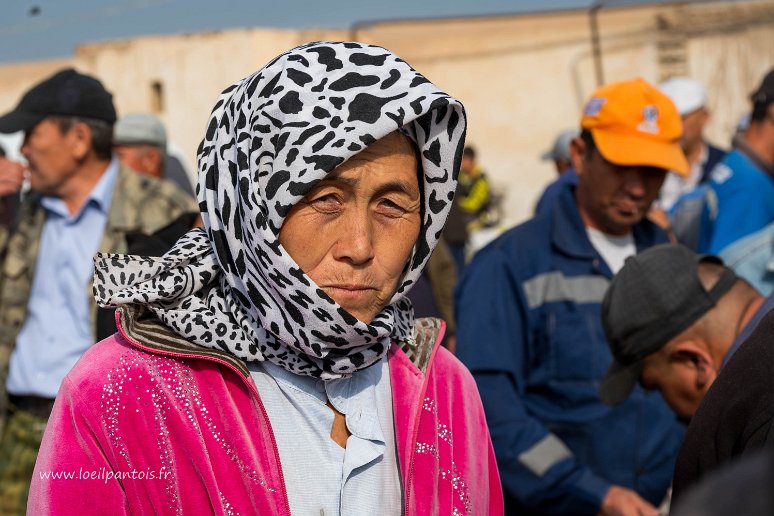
[550,181,667,270]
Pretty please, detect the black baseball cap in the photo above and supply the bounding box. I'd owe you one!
[751,68,774,107]
[0,68,116,134]
[599,244,737,405]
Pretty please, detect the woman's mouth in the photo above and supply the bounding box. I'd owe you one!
[323,284,376,300]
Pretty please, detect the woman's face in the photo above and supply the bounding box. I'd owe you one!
[279,132,422,324]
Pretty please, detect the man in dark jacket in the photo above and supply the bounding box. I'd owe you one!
[456,78,687,515]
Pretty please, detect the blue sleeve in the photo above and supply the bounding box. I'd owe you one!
[709,170,774,254]
[454,245,610,514]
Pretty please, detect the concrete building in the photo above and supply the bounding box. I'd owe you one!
[1,0,772,224]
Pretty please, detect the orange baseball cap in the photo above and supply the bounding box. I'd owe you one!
[580,78,689,176]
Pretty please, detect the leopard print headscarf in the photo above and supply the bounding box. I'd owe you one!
[94,41,466,379]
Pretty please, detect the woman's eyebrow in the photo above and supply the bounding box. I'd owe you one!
[373,180,420,198]
[316,177,419,197]
[317,176,359,188]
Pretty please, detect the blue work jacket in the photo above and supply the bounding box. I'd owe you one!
[455,183,683,515]
[699,148,774,254]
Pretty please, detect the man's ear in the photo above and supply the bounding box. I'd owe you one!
[68,121,92,161]
[569,136,585,176]
[671,340,718,390]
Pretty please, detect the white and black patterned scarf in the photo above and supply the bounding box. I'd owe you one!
[94,41,466,379]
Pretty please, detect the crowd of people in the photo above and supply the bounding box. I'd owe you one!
[0,39,770,515]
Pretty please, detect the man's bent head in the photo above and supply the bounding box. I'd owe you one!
[599,244,741,417]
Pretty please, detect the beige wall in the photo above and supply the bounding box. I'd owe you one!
[356,1,774,224]
[73,28,347,177]
[0,1,772,225]
[0,29,347,178]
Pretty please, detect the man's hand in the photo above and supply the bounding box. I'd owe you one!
[598,485,659,516]
[0,157,25,196]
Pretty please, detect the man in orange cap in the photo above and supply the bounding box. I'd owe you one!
[456,78,687,515]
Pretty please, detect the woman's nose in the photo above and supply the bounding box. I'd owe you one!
[332,212,375,265]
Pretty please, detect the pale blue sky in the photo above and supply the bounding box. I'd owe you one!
[0,0,660,63]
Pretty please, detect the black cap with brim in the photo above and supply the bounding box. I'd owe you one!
[0,68,116,135]
[598,359,643,405]
[0,110,45,134]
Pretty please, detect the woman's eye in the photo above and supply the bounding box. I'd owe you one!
[378,198,407,217]
[310,194,341,212]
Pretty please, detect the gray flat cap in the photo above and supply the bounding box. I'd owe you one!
[114,113,167,147]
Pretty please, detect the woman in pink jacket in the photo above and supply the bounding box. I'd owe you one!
[29,41,502,515]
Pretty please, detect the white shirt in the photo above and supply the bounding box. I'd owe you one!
[586,227,636,274]
[249,356,402,516]
[658,143,709,211]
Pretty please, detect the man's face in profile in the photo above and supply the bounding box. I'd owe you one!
[639,336,716,419]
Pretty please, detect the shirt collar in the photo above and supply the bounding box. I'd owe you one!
[327,360,385,443]
[261,358,386,443]
[87,157,120,214]
[40,158,120,219]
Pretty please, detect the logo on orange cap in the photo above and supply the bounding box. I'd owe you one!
[579,78,689,176]
[637,105,660,134]
[585,97,606,117]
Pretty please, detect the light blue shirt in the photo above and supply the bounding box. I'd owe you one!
[8,159,119,398]
[720,220,774,297]
[249,356,402,516]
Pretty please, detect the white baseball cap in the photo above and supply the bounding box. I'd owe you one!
[659,77,707,116]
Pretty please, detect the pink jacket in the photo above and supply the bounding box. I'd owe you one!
[29,306,503,515]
